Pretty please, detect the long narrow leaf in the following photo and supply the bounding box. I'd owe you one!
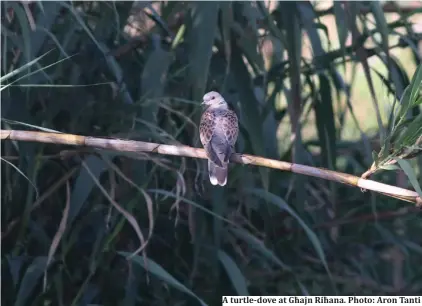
[119,252,207,306]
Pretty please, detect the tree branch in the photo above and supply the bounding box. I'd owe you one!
[1,129,421,206]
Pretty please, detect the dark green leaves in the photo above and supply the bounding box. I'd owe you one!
[119,252,207,306]
[366,64,422,193]
[188,2,220,101]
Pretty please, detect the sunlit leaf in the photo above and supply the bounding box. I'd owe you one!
[408,64,422,107]
[396,158,422,198]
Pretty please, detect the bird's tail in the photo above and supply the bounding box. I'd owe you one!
[208,160,228,186]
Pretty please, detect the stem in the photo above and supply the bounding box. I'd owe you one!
[1,129,421,206]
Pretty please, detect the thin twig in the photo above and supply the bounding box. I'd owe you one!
[1,130,421,206]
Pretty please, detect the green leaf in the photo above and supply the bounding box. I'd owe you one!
[256,1,286,48]
[280,2,308,171]
[141,42,172,100]
[188,1,220,100]
[232,26,264,75]
[25,1,62,67]
[148,189,234,225]
[220,1,233,80]
[231,43,269,188]
[119,252,207,306]
[141,40,173,122]
[396,158,422,198]
[232,2,265,75]
[212,187,226,270]
[171,24,185,50]
[379,164,400,171]
[372,151,379,167]
[218,250,249,296]
[394,113,422,150]
[6,255,25,288]
[230,228,291,271]
[370,2,389,54]
[1,157,39,197]
[387,53,410,99]
[297,2,324,60]
[414,96,422,106]
[332,2,348,71]
[315,74,337,169]
[14,257,48,306]
[245,188,331,276]
[409,64,422,107]
[394,85,412,129]
[68,155,108,226]
[8,2,32,70]
[0,49,53,84]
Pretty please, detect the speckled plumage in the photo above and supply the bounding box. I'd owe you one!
[199,91,239,186]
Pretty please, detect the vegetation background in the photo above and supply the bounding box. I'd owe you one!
[1,1,422,305]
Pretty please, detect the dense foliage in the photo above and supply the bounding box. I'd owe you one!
[1,1,422,304]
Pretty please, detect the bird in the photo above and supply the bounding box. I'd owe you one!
[199,91,239,186]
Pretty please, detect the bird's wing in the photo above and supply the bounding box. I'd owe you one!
[215,109,238,163]
[200,110,224,167]
[199,110,215,147]
[221,109,239,148]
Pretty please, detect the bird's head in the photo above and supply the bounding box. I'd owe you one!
[202,91,227,108]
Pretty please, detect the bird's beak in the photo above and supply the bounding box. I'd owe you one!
[201,100,206,105]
